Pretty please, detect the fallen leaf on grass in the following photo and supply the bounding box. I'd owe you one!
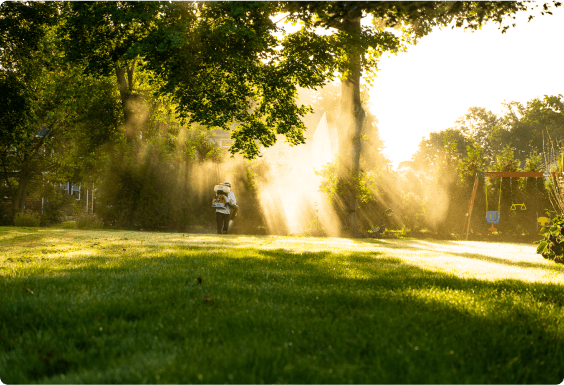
[23,287,33,295]
[197,277,202,286]
[248,278,255,282]
[272,278,277,281]
[203,296,211,302]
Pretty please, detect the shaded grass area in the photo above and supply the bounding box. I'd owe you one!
[1,227,563,383]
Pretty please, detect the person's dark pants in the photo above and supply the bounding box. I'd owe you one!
[216,212,231,234]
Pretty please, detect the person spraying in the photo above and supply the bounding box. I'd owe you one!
[212,181,238,234]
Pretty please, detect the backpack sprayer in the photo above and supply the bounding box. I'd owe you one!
[212,184,239,216]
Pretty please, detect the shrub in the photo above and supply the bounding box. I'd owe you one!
[61,221,77,229]
[14,210,40,227]
[76,213,104,229]
[535,212,564,264]
[40,190,79,226]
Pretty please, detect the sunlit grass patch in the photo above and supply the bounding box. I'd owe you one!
[0,227,563,383]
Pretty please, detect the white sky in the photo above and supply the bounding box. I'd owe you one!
[368,6,564,168]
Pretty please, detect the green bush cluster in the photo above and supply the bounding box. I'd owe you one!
[76,213,103,229]
[14,210,40,227]
[40,186,81,226]
[535,213,564,264]
[60,221,77,229]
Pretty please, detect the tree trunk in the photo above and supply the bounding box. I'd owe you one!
[12,170,31,217]
[116,60,139,141]
[336,16,366,236]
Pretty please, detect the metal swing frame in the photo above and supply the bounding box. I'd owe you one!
[463,172,564,240]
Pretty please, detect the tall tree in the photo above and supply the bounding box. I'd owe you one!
[281,1,556,234]
[502,95,564,162]
[59,2,317,157]
[0,1,58,215]
[409,128,472,172]
[453,106,505,164]
[59,1,169,140]
[0,2,120,217]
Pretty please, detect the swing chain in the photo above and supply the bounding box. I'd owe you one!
[510,177,513,205]
[485,177,488,212]
[535,177,538,211]
[536,177,539,230]
[498,177,502,211]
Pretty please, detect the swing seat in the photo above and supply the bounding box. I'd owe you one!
[486,211,500,224]
[510,203,526,211]
[538,217,551,227]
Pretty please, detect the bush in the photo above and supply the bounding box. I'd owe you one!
[40,190,79,226]
[76,213,104,229]
[14,210,40,227]
[61,221,77,229]
[535,212,564,264]
[0,204,12,226]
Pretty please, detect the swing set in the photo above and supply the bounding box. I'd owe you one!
[464,171,563,240]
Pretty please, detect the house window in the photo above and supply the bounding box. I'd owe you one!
[72,184,81,200]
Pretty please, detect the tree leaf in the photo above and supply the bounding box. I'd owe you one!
[536,241,547,254]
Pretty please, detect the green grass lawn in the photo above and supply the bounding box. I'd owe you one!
[1,227,563,384]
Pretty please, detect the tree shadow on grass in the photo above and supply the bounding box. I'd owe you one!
[1,248,564,383]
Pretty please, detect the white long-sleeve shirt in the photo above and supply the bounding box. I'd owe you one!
[216,191,237,215]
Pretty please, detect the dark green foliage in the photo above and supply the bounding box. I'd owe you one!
[59,1,318,159]
[76,213,103,229]
[13,210,40,227]
[41,194,77,226]
[0,1,120,220]
[147,1,315,159]
[285,2,533,32]
[535,212,564,264]
[96,126,227,231]
[40,186,80,226]
[0,1,58,71]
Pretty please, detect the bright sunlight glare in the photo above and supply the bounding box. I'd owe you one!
[368,7,564,169]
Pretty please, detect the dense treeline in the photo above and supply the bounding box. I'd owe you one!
[1,1,561,237]
[380,95,563,238]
